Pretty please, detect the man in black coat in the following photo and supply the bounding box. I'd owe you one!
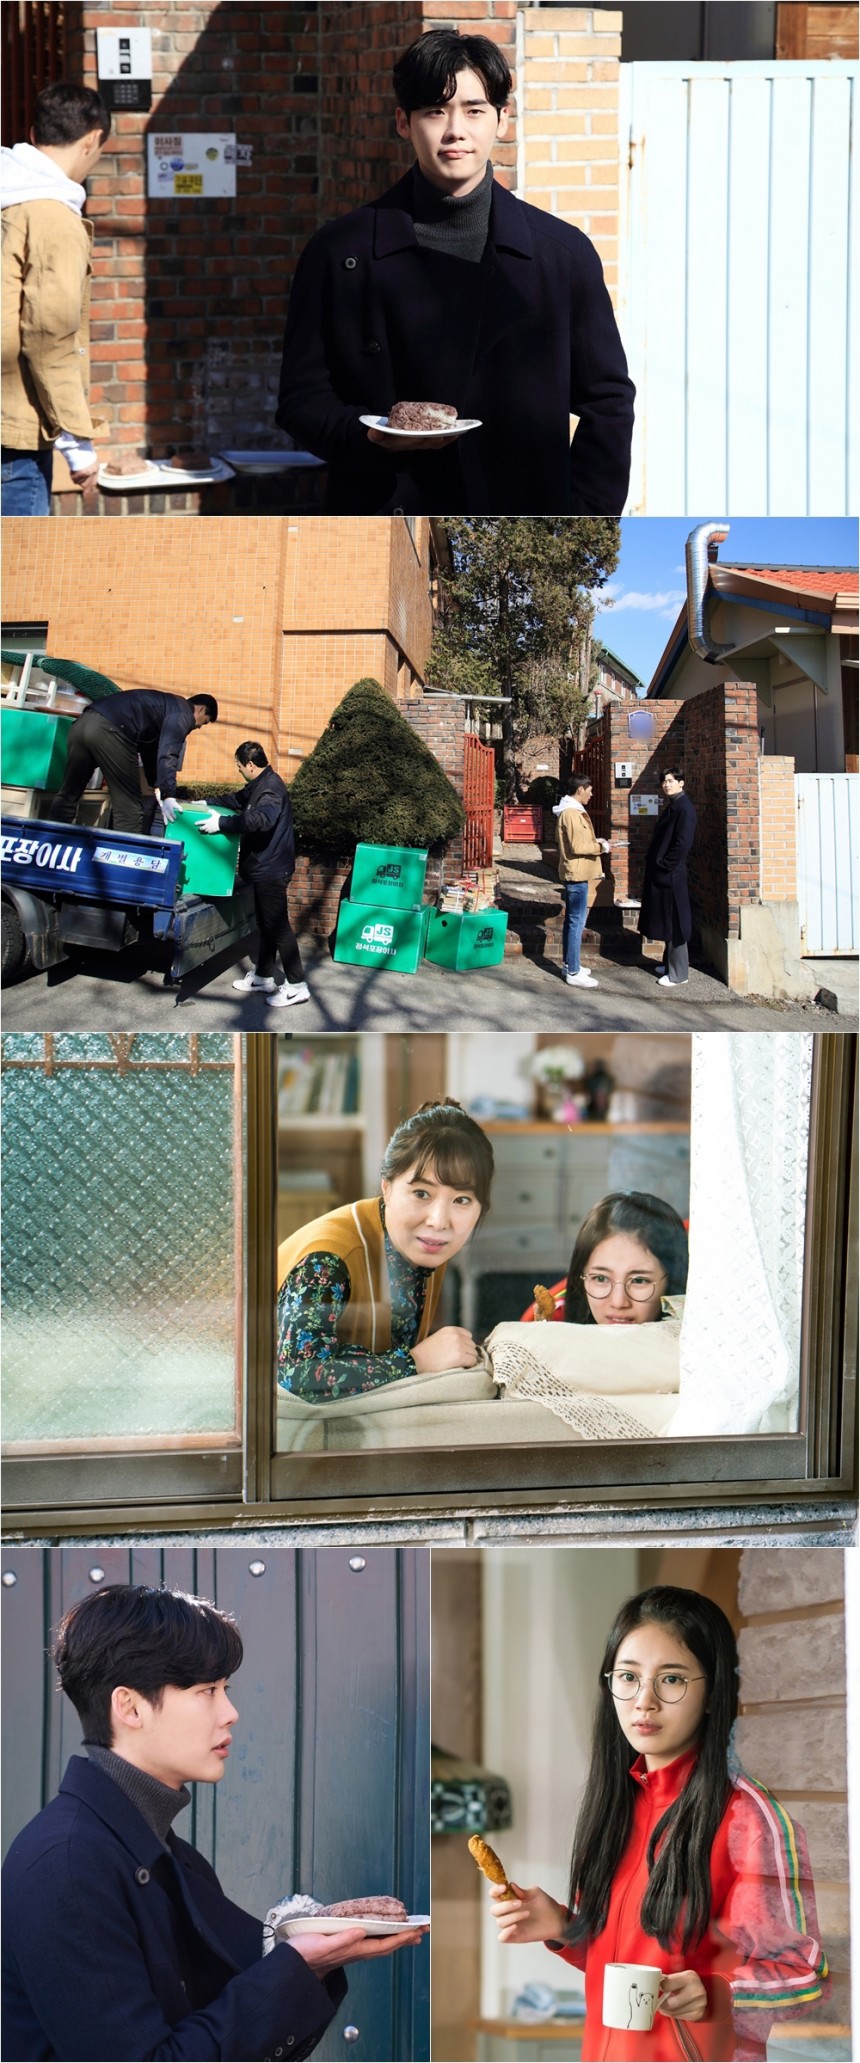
[198,739,310,1010]
[2,1583,424,2062]
[276,31,634,515]
[52,689,218,834]
[638,767,698,988]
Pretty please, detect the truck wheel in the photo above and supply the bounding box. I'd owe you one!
[1,897,26,983]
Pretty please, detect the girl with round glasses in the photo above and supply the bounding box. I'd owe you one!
[488,1585,828,2060]
[564,1192,688,1327]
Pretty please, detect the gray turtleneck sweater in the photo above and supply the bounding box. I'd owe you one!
[86,1743,191,1847]
[411,162,495,264]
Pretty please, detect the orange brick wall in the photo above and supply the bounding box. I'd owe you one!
[521,6,621,295]
[2,515,435,779]
[758,754,799,903]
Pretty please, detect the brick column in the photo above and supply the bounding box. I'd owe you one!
[403,692,467,879]
[606,700,685,902]
[758,755,798,902]
[521,5,621,294]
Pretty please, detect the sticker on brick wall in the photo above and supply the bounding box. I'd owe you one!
[147,134,237,199]
[629,794,660,815]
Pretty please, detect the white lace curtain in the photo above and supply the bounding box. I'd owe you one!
[672,1033,813,1436]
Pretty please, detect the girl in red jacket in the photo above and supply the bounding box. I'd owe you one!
[490,1586,828,2062]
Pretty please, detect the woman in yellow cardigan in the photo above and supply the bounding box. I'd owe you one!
[277,1099,495,1401]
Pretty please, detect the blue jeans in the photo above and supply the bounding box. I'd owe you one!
[562,879,589,974]
[1,448,53,514]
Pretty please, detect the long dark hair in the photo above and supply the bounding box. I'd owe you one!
[566,1586,737,1953]
[380,1098,494,1217]
[564,1192,688,1323]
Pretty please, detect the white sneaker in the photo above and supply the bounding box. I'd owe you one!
[266,981,311,1009]
[232,971,277,992]
[657,974,688,987]
[565,969,599,987]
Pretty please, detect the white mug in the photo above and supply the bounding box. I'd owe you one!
[602,1962,664,2032]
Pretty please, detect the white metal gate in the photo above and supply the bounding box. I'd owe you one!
[795,773,859,954]
[620,61,858,515]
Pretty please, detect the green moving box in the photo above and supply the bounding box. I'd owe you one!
[1,707,74,791]
[350,842,428,909]
[425,907,508,971]
[163,807,239,898]
[334,898,431,973]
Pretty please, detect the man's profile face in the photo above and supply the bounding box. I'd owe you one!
[112,1677,238,1788]
[191,704,213,728]
[395,65,508,195]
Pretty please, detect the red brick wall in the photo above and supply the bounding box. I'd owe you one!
[683,681,759,939]
[606,682,760,943]
[62,1,520,457]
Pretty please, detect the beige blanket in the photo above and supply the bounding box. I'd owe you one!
[276,1311,682,1451]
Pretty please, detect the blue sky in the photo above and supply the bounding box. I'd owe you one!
[592,518,858,691]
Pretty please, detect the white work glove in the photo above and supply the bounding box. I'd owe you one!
[159,796,180,825]
[196,810,222,834]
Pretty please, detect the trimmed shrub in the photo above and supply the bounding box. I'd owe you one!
[289,678,465,854]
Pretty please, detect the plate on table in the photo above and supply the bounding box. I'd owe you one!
[280,1914,430,1938]
[359,415,481,442]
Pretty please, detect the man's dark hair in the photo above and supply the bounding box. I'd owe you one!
[661,765,684,783]
[32,81,111,146]
[393,30,512,115]
[53,1584,243,1747]
[188,694,219,721]
[235,740,269,769]
[569,773,593,796]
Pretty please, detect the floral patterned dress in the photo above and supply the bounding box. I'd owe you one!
[277,1205,433,1400]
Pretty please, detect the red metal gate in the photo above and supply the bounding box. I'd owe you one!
[463,732,495,867]
[573,716,609,836]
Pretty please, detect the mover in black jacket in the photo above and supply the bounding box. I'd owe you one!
[1,1584,425,2062]
[276,32,635,515]
[52,688,218,834]
[198,738,310,1010]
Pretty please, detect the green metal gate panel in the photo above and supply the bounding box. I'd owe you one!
[0,1547,430,2063]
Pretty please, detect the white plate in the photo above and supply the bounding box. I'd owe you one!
[280,1914,430,1938]
[98,458,234,491]
[359,415,481,441]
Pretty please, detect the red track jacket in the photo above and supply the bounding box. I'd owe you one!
[551,1749,828,2061]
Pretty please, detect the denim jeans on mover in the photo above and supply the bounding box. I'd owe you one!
[1,448,53,514]
[562,879,590,975]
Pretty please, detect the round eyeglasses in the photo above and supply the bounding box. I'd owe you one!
[604,1670,706,1704]
[582,1271,666,1303]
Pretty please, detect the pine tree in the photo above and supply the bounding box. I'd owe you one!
[290,678,465,853]
[428,518,620,794]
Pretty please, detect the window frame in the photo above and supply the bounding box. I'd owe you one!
[2,1033,247,1518]
[3,1033,856,1534]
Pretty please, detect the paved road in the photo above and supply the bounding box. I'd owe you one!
[2,935,856,1032]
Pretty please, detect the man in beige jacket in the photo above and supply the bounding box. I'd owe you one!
[553,773,609,990]
[2,82,110,515]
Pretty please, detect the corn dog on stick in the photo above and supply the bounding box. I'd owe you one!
[467,1835,516,1899]
[533,1283,557,1322]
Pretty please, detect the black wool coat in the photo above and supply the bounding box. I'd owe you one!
[1,1756,346,2061]
[637,791,698,946]
[276,172,635,515]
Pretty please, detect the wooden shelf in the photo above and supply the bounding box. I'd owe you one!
[482,1121,689,1135]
